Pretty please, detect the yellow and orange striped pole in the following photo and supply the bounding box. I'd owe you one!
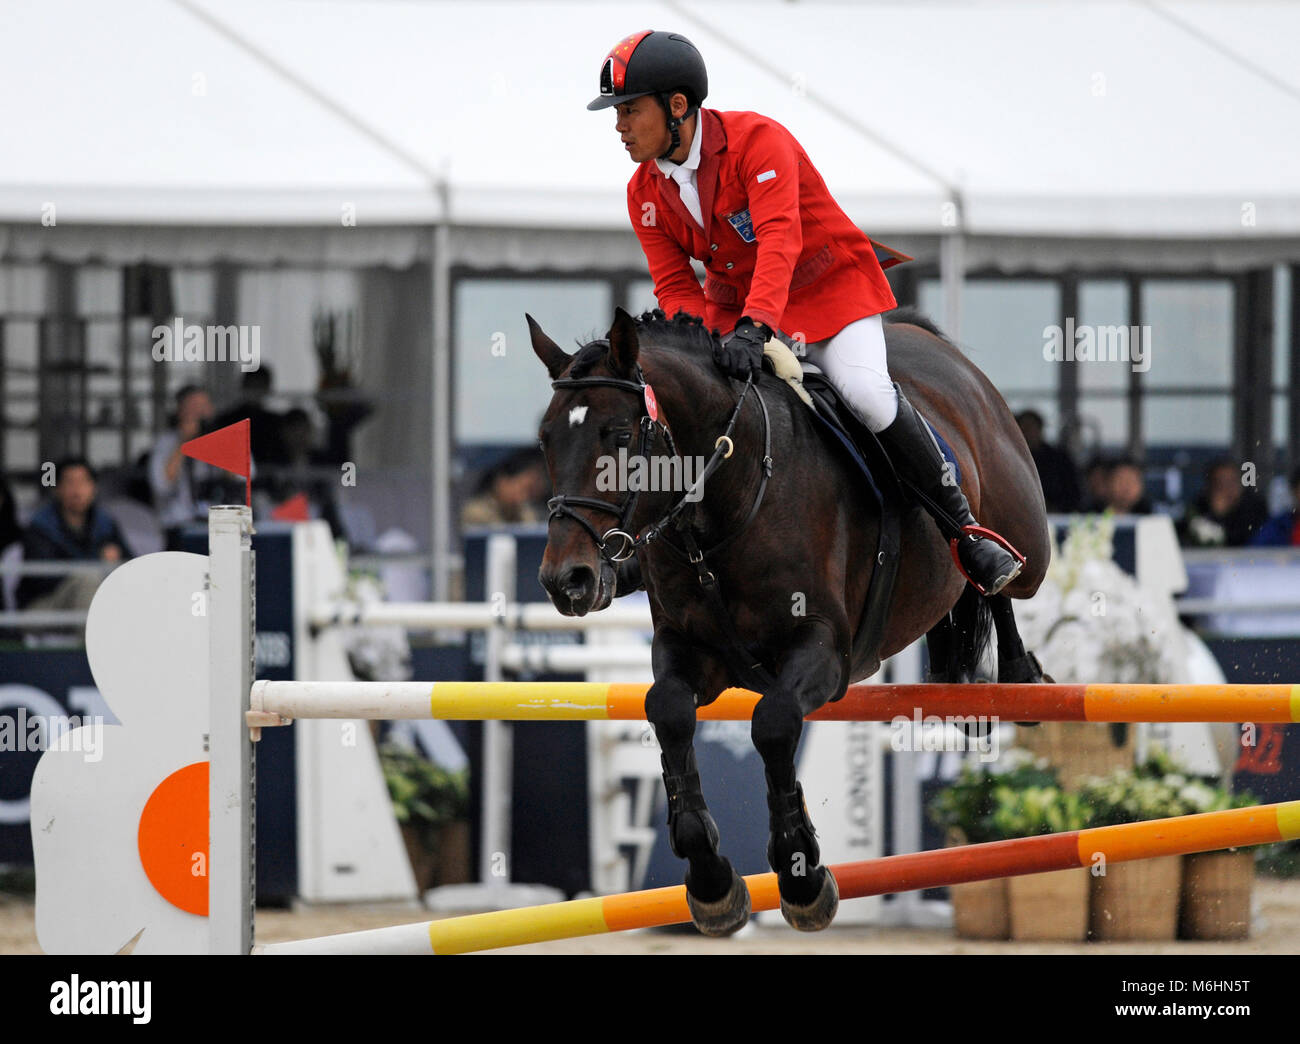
[257,799,1300,954]
[249,680,1300,724]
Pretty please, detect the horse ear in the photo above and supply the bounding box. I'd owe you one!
[527,314,571,380]
[606,307,639,376]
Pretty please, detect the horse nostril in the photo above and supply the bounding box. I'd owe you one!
[560,565,594,603]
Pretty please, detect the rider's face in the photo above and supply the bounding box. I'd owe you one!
[614,97,670,164]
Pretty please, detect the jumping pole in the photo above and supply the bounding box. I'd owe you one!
[248,679,1300,728]
[258,799,1300,954]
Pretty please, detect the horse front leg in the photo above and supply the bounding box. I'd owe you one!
[751,617,848,931]
[646,630,751,936]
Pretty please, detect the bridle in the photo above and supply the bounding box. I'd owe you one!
[546,362,773,574]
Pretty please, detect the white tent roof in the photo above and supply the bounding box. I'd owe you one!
[4,0,1300,237]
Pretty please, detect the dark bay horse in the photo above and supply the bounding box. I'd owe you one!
[530,307,1051,934]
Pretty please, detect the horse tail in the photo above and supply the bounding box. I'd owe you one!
[951,583,996,679]
[970,587,996,677]
[884,306,953,345]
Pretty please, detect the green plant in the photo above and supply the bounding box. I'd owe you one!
[989,784,1091,838]
[1078,751,1259,862]
[379,744,470,848]
[1258,839,1300,878]
[929,759,1060,844]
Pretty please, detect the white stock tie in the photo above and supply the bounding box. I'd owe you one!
[671,166,704,229]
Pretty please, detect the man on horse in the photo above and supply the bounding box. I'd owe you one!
[589,29,1023,596]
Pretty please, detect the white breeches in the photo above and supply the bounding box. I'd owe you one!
[801,313,898,432]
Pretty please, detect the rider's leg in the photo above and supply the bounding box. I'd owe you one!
[803,314,1023,596]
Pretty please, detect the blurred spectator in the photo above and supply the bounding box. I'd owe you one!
[1178,457,1270,547]
[0,475,22,611]
[150,384,218,550]
[212,366,288,466]
[312,309,375,466]
[16,458,132,616]
[461,448,549,526]
[267,407,347,539]
[1249,465,1300,547]
[1082,455,1112,512]
[1016,409,1081,512]
[1103,457,1153,515]
[0,476,20,555]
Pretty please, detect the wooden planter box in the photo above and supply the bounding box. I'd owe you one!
[401,820,472,891]
[434,820,472,886]
[1015,721,1134,790]
[1179,850,1254,940]
[1089,854,1182,940]
[951,877,1011,940]
[1008,868,1090,941]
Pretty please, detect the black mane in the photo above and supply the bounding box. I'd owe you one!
[568,309,719,379]
[885,306,951,344]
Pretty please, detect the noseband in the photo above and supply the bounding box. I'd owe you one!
[546,363,772,569]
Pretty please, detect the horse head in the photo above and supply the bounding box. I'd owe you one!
[530,307,715,616]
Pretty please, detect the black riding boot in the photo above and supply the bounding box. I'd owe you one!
[876,384,1024,596]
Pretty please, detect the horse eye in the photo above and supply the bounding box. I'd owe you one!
[615,430,633,446]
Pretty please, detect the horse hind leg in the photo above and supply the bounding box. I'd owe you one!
[932,584,1002,743]
[923,610,959,682]
[926,584,993,684]
[989,592,1052,683]
[751,618,847,931]
[645,669,750,937]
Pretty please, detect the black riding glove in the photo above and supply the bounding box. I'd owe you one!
[714,317,768,380]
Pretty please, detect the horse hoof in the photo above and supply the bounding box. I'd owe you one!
[998,650,1048,684]
[780,866,839,932]
[686,866,752,937]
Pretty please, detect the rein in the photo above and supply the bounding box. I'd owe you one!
[546,363,773,574]
[547,357,782,693]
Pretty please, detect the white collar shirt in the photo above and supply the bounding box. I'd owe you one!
[654,117,704,229]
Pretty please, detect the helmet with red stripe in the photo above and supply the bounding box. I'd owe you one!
[587,30,708,158]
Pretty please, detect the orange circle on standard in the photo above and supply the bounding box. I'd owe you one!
[137,762,209,916]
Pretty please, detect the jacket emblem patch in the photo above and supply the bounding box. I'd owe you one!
[725,209,757,244]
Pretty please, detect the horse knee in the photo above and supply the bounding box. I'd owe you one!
[646,679,696,749]
[751,695,803,766]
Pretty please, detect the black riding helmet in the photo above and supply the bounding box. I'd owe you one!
[587,30,708,159]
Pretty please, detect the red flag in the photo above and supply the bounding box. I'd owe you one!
[270,491,310,522]
[182,419,251,507]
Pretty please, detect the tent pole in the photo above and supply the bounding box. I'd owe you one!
[431,180,452,602]
[940,231,965,342]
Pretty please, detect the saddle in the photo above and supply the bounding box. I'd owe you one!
[759,338,961,681]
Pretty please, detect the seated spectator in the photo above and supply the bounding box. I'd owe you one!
[1103,457,1153,515]
[265,407,347,540]
[461,448,549,526]
[0,475,22,611]
[212,366,288,468]
[1250,466,1300,547]
[150,384,219,550]
[1016,409,1082,512]
[1178,457,1270,547]
[1081,455,1113,512]
[16,458,133,622]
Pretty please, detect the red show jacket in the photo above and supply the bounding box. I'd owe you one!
[627,107,910,343]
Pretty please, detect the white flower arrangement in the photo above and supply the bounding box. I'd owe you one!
[1010,513,1194,684]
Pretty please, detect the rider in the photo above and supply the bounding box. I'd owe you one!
[588,29,1023,596]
